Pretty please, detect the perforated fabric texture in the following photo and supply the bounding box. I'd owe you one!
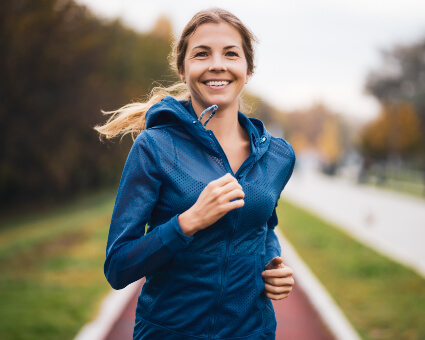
[104,97,295,340]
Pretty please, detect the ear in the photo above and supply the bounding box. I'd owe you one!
[245,72,251,84]
[179,72,186,84]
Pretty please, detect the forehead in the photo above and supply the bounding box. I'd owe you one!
[187,22,243,49]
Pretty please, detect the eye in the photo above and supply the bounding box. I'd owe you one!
[226,51,239,57]
[194,51,208,57]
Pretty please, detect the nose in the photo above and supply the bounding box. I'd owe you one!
[208,53,226,72]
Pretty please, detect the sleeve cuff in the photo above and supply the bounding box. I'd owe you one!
[159,214,194,253]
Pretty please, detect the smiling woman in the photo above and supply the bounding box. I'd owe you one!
[94,8,296,340]
[181,23,249,115]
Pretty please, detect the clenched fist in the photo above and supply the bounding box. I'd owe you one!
[262,257,294,300]
[178,173,244,236]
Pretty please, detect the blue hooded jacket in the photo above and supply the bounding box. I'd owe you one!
[104,96,295,340]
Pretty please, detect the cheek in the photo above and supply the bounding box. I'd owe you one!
[185,63,203,82]
[237,65,249,81]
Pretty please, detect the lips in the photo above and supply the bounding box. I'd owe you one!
[204,80,231,86]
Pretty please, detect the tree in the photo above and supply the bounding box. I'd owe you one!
[0,0,174,211]
[365,38,425,162]
[275,102,351,172]
[364,36,425,193]
[150,15,174,40]
[360,102,423,160]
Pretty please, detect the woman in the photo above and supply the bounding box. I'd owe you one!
[96,8,295,340]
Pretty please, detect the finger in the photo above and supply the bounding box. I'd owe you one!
[262,267,294,278]
[263,276,295,287]
[221,188,245,203]
[206,181,239,202]
[264,282,293,295]
[210,173,237,187]
[222,199,245,212]
[220,180,243,194]
[265,257,284,270]
[264,291,291,300]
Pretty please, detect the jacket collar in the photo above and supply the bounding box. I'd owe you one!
[145,96,271,161]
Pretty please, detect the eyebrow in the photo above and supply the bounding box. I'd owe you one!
[191,45,241,50]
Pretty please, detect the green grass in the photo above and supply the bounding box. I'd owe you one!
[2,191,424,340]
[277,199,425,340]
[0,191,116,340]
[361,176,425,199]
[357,167,425,199]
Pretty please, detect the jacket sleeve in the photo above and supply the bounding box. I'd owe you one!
[104,132,194,290]
[265,148,296,266]
[265,206,281,266]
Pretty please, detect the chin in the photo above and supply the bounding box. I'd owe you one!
[202,96,239,111]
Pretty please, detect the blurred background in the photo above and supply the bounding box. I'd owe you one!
[0,0,424,339]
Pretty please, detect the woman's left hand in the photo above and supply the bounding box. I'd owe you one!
[261,257,294,300]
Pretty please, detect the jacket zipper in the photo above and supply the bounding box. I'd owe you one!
[206,130,236,176]
[208,177,242,340]
[206,130,244,339]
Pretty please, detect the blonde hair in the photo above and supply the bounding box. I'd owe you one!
[95,8,258,141]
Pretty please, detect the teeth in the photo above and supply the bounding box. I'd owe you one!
[205,80,230,86]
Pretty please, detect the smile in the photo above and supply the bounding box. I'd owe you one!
[204,80,231,86]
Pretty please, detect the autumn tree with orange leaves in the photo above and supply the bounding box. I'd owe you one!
[360,102,423,160]
[364,37,425,167]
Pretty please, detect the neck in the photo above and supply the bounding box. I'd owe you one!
[192,101,242,142]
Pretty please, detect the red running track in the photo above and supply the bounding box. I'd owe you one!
[104,280,335,340]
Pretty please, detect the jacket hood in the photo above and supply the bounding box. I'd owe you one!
[145,96,272,162]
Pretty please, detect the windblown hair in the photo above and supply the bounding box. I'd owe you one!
[95,8,258,140]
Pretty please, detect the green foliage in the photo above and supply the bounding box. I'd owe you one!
[0,191,115,340]
[278,199,425,340]
[0,0,175,210]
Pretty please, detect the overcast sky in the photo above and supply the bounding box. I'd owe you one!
[76,0,425,121]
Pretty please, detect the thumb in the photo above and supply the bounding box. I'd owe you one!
[265,256,284,270]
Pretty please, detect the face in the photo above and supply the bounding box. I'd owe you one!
[180,22,250,115]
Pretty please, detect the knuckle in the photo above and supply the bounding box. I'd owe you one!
[277,286,286,294]
[272,286,281,294]
[211,187,220,198]
[217,195,226,204]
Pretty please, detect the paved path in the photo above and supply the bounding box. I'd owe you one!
[94,229,361,340]
[103,280,335,340]
[283,170,425,277]
[75,228,362,340]
[75,230,360,340]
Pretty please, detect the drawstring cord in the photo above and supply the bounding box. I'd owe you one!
[192,104,267,145]
[192,104,218,128]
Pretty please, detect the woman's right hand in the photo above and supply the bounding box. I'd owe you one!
[178,173,245,236]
